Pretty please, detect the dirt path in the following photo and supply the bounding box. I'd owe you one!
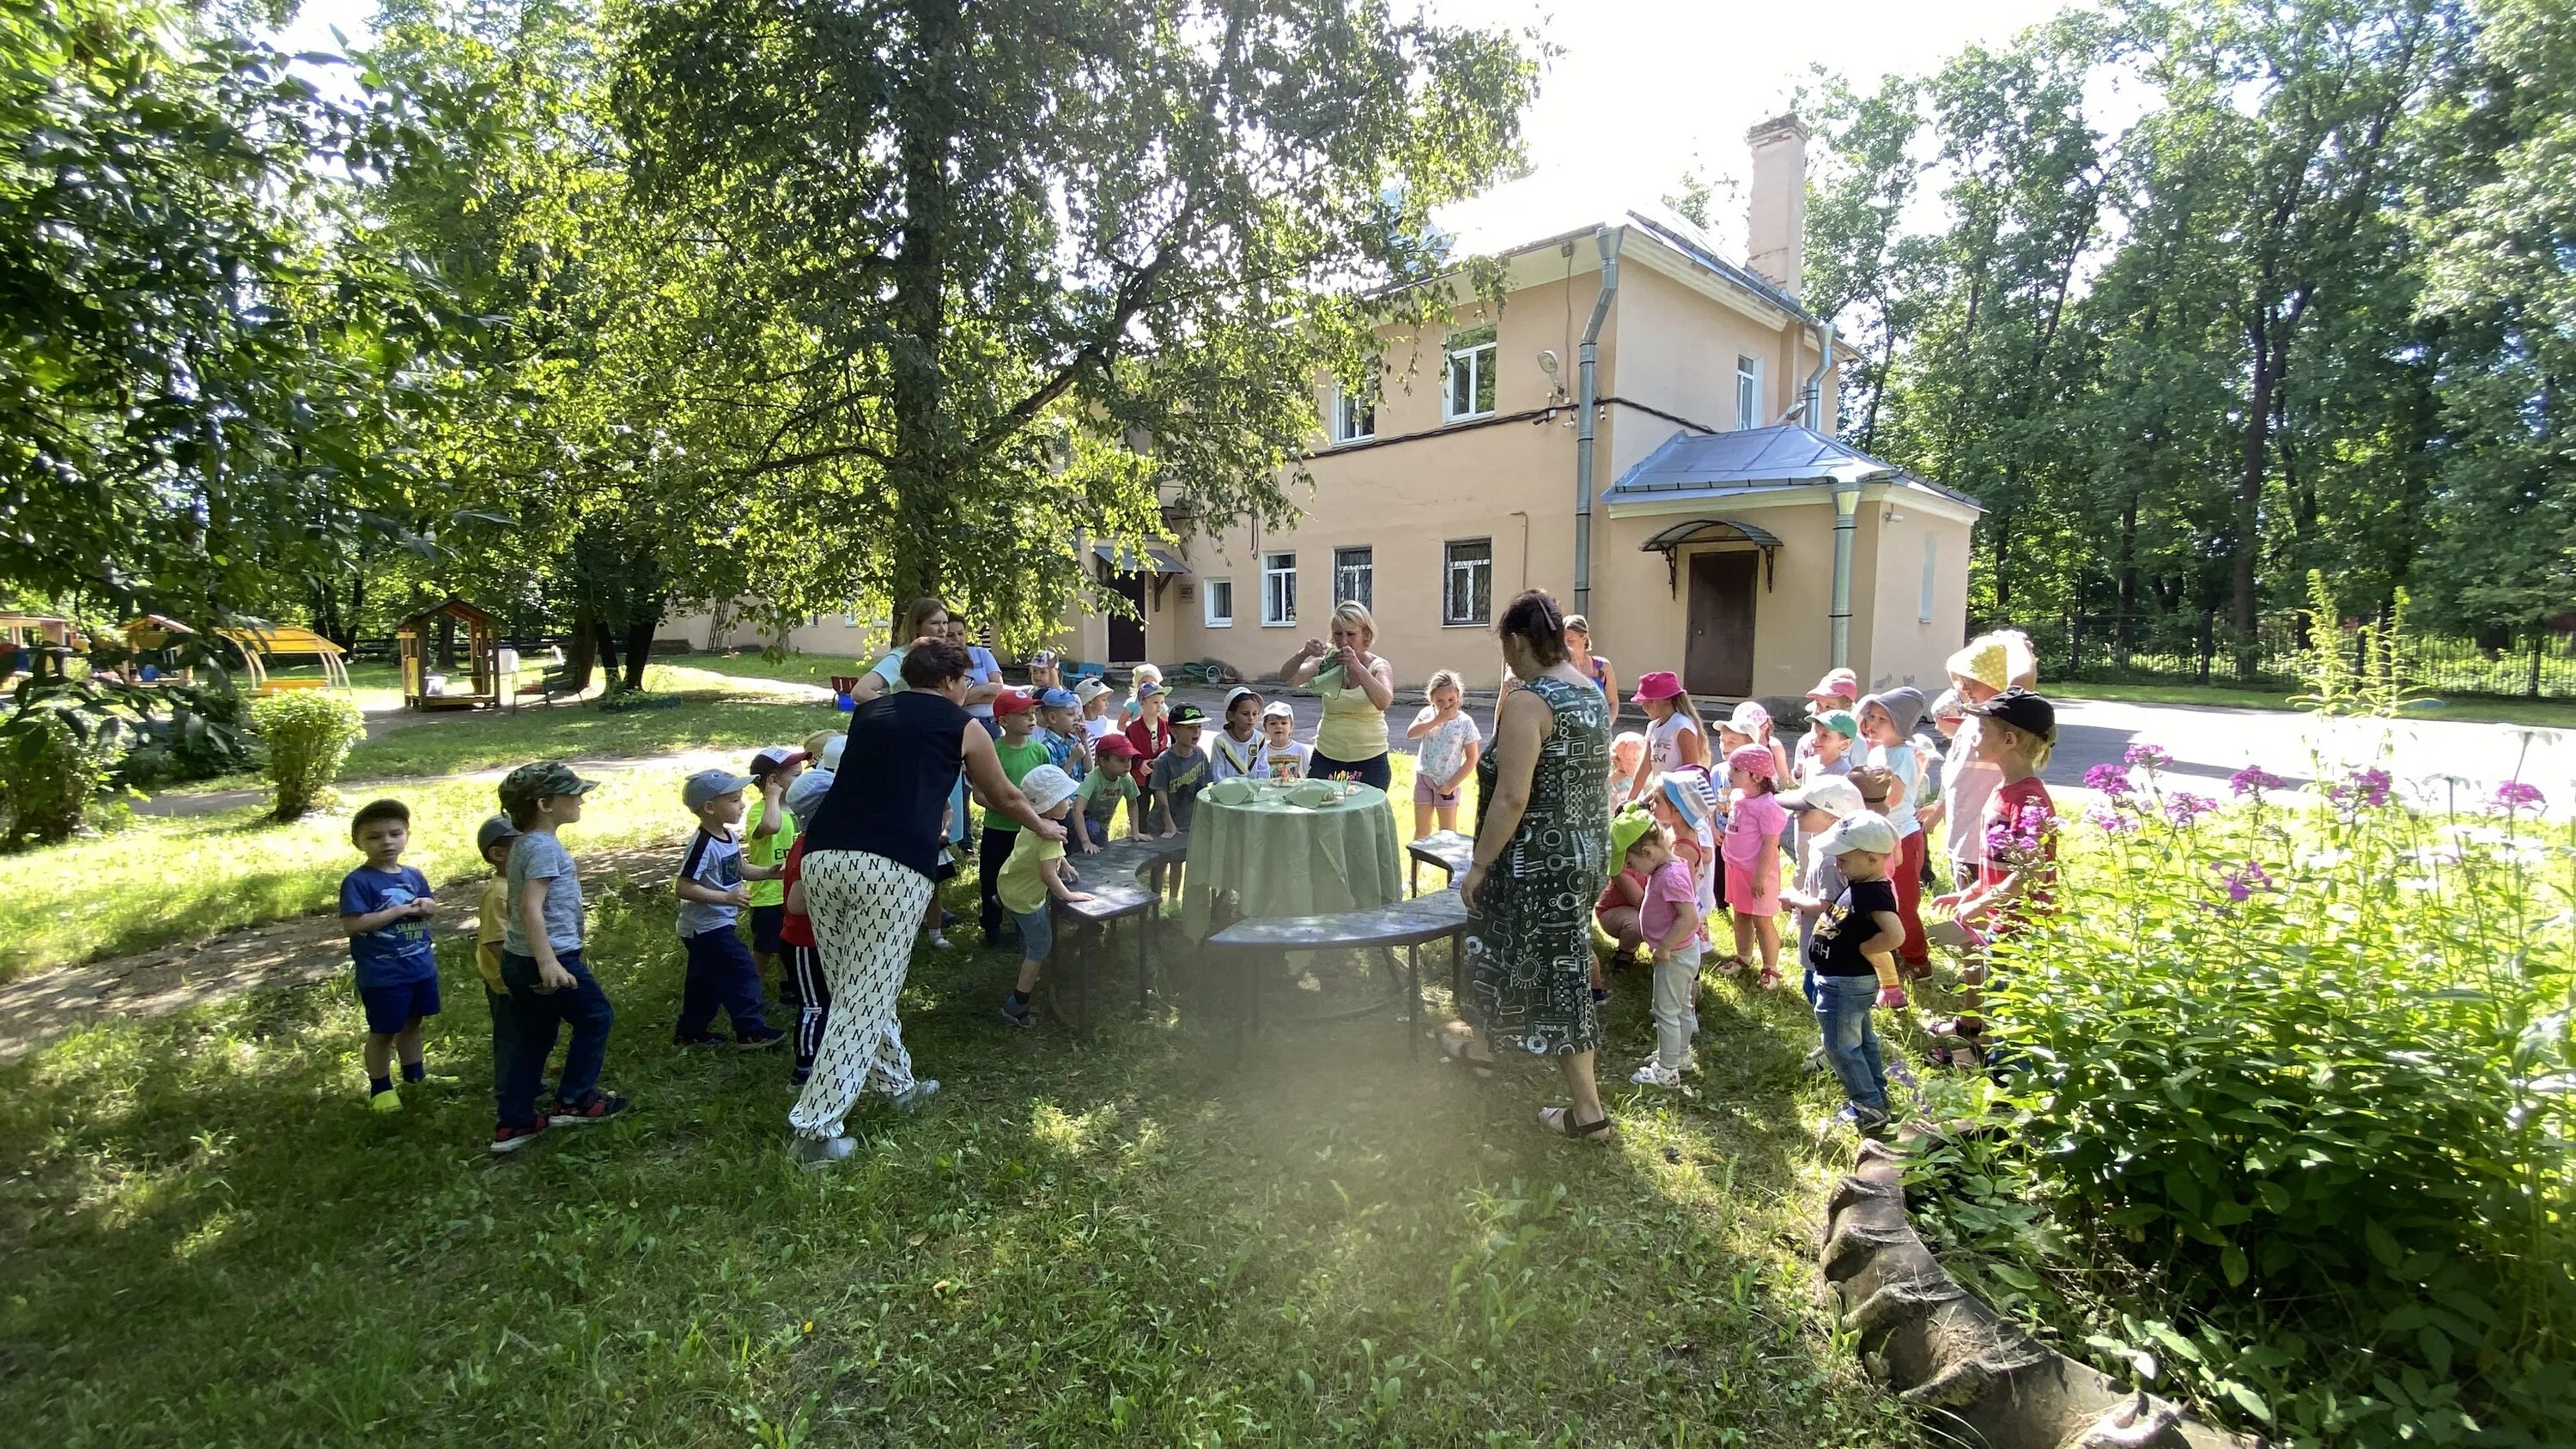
[0,840,686,1067]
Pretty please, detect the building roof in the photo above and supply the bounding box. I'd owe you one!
[1603,425,1983,512]
[1428,172,1819,327]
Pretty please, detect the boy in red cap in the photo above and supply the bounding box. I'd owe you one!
[977,688,1054,947]
[1073,733,1145,851]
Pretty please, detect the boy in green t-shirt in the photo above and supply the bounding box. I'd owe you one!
[979,689,1055,947]
[742,747,806,989]
[996,766,1091,1028]
[1074,733,1145,852]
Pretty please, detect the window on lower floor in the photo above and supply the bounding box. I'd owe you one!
[1334,547,1373,610]
[1443,538,1493,625]
[1262,552,1297,626]
[1206,576,1235,627]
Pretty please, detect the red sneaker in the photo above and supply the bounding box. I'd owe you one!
[489,1119,551,1155]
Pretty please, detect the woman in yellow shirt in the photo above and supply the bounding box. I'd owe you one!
[1280,601,1397,791]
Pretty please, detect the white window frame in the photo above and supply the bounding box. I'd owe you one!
[1919,534,1938,623]
[1329,383,1376,445]
[1443,538,1493,627]
[1261,552,1297,627]
[1333,546,1373,610]
[1443,329,1498,422]
[1736,355,1763,431]
[1205,576,1235,628]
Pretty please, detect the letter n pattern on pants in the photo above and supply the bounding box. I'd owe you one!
[788,850,934,1140]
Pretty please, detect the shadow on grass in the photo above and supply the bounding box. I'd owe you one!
[1,872,1911,1446]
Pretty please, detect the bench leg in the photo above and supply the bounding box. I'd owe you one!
[1408,858,1419,897]
[1403,945,1421,1055]
[1136,905,1151,1013]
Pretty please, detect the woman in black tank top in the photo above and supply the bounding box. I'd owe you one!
[788,639,1063,1167]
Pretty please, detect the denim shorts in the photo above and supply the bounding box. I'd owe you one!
[1013,906,1055,962]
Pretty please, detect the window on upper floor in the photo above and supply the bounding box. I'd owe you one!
[1329,382,1376,445]
[1444,326,1498,421]
[1736,355,1763,430]
[1262,552,1297,627]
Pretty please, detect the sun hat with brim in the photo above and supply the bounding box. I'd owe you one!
[1630,670,1684,704]
[475,814,522,854]
[1725,743,1777,780]
[1964,686,2056,742]
[499,761,597,815]
[1659,767,1722,828]
[1018,764,1079,815]
[1804,669,1859,703]
[1609,806,1659,860]
[1261,700,1295,722]
[1817,811,1899,858]
[1777,776,1866,819]
[1811,708,1858,739]
[1075,678,1111,705]
[1726,700,1772,733]
[1859,688,1928,738]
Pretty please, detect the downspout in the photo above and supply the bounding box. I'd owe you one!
[1773,318,1835,427]
[1830,476,1862,669]
[1573,226,1622,617]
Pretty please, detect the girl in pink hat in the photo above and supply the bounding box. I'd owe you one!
[1722,743,1789,986]
[1625,670,1707,807]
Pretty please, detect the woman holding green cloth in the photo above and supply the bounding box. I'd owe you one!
[1280,601,1396,791]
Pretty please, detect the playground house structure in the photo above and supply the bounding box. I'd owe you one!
[395,597,508,711]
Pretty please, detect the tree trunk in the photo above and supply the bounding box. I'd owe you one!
[2233,308,2272,659]
[883,0,963,631]
[565,603,598,693]
[593,617,622,686]
[437,614,458,671]
[622,614,659,692]
[2115,491,2139,663]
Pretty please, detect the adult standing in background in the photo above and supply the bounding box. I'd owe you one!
[945,614,1006,737]
[789,638,1063,1167]
[1281,601,1397,791]
[1563,614,1619,730]
[1921,630,2038,890]
[849,598,948,706]
[1449,589,1615,1143]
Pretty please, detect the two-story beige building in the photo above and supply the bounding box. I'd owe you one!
[1048,118,1979,702]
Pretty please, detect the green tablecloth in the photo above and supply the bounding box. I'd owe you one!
[1178,782,1404,940]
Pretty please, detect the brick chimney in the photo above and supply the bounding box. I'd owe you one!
[1744,115,1809,299]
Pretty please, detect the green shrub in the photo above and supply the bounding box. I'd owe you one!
[1910,751,2575,1446]
[248,691,364,821]
[0,707,113,849]
[113,682,258,788]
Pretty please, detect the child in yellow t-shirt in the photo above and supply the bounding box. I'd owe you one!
[995,767,1091,1028]
[474,814,526,1114]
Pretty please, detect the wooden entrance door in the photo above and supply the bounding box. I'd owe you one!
[1684,551,1756,698]
[1107,572,1148,661]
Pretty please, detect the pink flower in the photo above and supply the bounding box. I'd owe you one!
[2084,804,2137,834]
[2124,743,2173,771]
[2214,858,2275,902]
[2326,767,2394,809]
[2490,780,2546,814]
[2164,791,2218,828]
[2085,764,2135,798]
[2229,767,2290,797]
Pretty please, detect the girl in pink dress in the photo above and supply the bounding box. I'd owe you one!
[1722,743,1789,988]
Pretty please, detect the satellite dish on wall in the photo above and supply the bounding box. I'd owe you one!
[1537,349,1561,378]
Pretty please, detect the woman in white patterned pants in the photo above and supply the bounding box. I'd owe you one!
[786,630,1062,1167]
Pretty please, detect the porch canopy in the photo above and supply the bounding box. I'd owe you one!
[1637,518,1783,595]
[1090,542,1189,575]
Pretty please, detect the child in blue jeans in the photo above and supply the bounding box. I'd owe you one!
[995,766,1092,1028]
[672,769,786,1049]
[492,761,627,1154]
[1805,811,1909,1132]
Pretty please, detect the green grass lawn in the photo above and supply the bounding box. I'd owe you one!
[2050,678,2576,728]
[1,853,1909,1446]
[346,694,836,780]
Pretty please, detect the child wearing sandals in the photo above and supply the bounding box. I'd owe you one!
[1929,688,2057,1068]
[1722,743,1789,986]
[1624,819,1707,1088]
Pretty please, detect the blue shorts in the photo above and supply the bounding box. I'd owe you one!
[1013,906,1055,962]
[358,974,440,1034]
[748,902,787,955]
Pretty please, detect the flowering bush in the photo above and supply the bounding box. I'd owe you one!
[1910,749,2575,1446]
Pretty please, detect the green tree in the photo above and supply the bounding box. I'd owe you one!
[611,0,1537,648]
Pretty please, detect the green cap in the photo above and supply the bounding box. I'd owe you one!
[498,761,597,815]
[1609,805,1658,862]
[1813,708,1859,739]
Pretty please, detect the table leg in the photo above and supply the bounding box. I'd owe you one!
[1136,906,1151,1013]
[1406,943,1421,1055]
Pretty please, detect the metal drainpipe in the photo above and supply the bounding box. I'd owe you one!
[1830,477,1862,668]
[1803,323,1833,429]
[1573,226,1622,617]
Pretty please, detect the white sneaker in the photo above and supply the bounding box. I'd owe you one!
[1629,1062,1684,1088]
[922,930,951,950]
[794,1134,861,1170]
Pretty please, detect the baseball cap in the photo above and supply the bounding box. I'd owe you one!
[993,688,1038,717]
[1168,703,1207,726]
[1804,669,1859,703]
[1075,677,1111,705]
[1846,764,1900,806]
[1965,686,2056,741]
[1136,680,1167,700]
[1039,687,1080,711]
[749,746,808,779]
[1018,764,1079,815]
[1725,743,1777,780]
[1094,733,1139,761]
[1777,775,1866,819]
[1630,670,1683,704]
[1811,708,1858,739]
[683,768,755,810]
[475,813,522,853]
[498,761,596,815]
[1817,811,1899,858]
[1609,806,1659,859]
[1261,700,1295,722]
[1726,700,1772,733]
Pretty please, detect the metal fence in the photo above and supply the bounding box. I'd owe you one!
[1973,612,2576,700]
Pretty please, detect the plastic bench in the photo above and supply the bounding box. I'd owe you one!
[1048,833,1192,1034]
[1405,830,1474,896]
[1203,888,1470,1053]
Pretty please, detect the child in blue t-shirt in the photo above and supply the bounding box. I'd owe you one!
[673,769,786,1048]
[338,798,443,1113]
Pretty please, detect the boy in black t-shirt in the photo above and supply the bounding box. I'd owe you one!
[1807,812,1908,1132]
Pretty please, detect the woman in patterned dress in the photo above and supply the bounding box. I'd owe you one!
[1451,589,1617,1143]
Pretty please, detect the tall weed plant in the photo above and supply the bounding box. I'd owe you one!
[249,691,364,821]
[1917,753,2575,1446]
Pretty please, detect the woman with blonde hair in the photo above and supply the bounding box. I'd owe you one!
[1282,600,1397,791]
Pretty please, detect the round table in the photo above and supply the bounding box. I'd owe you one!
[1178,781,1403,941]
